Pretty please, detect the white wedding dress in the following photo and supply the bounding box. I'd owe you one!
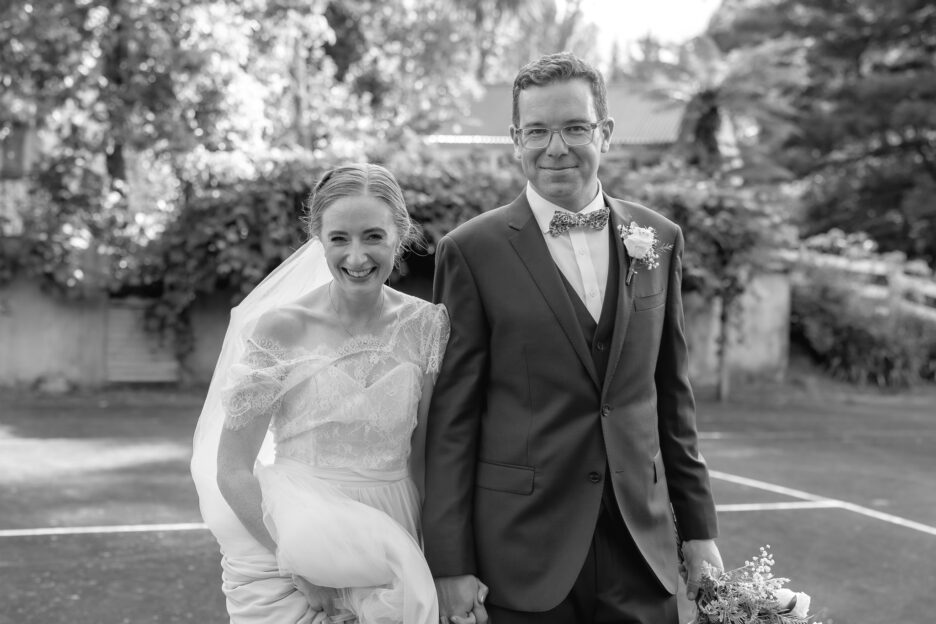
[214,293,446,624]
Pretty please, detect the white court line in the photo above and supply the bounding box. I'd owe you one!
[4,470,936,539]
[0,522,207,538]
[711,470,936,537]
[710,471,831,502]
[717,501,841,512]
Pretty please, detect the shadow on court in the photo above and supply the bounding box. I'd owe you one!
[1,379,934,624]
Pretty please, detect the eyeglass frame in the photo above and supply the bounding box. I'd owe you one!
[514,119,608,149]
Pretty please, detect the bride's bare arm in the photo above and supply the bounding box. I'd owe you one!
[217,413,277,551]
[216,309,304,552]
[218,409,338,618]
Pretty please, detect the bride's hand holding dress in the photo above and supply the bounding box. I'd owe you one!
[216,291,446,624]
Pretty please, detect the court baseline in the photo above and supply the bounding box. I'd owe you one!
[2,471,934,538]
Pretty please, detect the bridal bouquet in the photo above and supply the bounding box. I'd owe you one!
[690,546,823,624]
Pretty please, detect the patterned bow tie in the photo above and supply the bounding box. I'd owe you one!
[547,207,610,237]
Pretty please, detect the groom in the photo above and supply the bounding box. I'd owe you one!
[423,52,723,623]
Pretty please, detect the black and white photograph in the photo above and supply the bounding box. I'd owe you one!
[2,1,935,622]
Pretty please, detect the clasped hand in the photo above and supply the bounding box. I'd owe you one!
[292,576,354,623]
[436,574,489,624]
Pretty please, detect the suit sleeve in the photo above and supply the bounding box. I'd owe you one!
[422,235,489,577]
[655,226,719,541]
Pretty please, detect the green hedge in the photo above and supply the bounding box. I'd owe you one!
[147,149,525,356]
[791,277,936,388]
[393,152,525,251]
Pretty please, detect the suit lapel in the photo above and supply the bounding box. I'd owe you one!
[506,196,601,390]
[602,196,636,394]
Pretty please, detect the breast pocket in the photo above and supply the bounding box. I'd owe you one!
[476,460,535,495]
[634,290,666,311]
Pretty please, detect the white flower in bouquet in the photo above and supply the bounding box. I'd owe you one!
[691,545,823,624]
[775,587,812,619]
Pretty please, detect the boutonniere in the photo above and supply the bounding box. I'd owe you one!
[619,222,673,285]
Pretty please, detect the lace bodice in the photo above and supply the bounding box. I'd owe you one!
[221,295,449,472]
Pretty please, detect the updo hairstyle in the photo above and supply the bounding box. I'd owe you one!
[304,163,421,263]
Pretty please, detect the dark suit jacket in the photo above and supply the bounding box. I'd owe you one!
[422,191,718,612]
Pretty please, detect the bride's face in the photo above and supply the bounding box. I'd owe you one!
[321,194,399,295]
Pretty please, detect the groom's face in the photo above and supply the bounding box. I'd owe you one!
[510,78,612,213]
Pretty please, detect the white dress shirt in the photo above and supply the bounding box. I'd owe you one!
[527,183,610,322]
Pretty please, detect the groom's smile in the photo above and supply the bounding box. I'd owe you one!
[510,78,613,212]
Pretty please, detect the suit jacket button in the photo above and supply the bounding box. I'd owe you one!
[600,405,611,417]
[595,341,606,351]
[588,471,602,483]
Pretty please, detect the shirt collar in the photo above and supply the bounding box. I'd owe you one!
[527,182,606,235]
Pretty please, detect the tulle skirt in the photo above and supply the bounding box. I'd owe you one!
[254,458,438,624]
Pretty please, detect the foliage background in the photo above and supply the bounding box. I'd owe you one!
[708,0,936,266]
[2,0,934,385]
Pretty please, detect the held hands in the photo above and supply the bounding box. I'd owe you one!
[435,575,489,624]
[681,539,724,601]
[292,576,353,624]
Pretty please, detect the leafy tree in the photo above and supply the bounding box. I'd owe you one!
[450,0,600,83]
[315,0,481,136]
[0,0,241,293]
[449,0,530,80]
[625,34,808,181]
[619,30,806,398]
[0,0,482,298]
[708,0,936,265]
[604,162,797,399]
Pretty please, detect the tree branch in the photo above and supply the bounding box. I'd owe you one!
[815,137,934,171]
[913,141,936,183]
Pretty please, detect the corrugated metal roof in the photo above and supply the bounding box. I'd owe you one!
[428,83,683,146]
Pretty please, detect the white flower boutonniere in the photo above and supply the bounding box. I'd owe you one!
[619,221,673,285]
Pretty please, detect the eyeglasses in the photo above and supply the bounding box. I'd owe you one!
[516,120,606,149]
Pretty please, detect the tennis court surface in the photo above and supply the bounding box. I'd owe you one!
[2,383,934,623]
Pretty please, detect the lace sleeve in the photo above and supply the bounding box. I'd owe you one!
[421,303,450,378]
[220,337,289,430]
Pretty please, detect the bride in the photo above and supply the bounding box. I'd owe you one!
[190,163,481,623]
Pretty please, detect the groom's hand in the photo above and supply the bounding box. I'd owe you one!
[681,539,724,601]
[436,575,489,624]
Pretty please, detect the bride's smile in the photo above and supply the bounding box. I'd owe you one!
[321,194,399,297]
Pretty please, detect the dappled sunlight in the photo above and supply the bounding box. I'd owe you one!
[0,438,191,483]
[2,2,934,622]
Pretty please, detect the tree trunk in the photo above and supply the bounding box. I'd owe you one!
[675,93,721,173]
[293,36,309,148]
[716,293,731,402]
[104,0,128,183]
[554,0,583,52]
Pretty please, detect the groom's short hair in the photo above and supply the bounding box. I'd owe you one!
[511,52,608,127]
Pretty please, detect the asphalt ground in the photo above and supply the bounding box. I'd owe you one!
[1,377,934,624]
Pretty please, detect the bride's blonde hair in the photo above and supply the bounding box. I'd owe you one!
[304,163,421,263]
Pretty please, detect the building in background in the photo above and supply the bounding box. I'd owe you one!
[424,82,681,168]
